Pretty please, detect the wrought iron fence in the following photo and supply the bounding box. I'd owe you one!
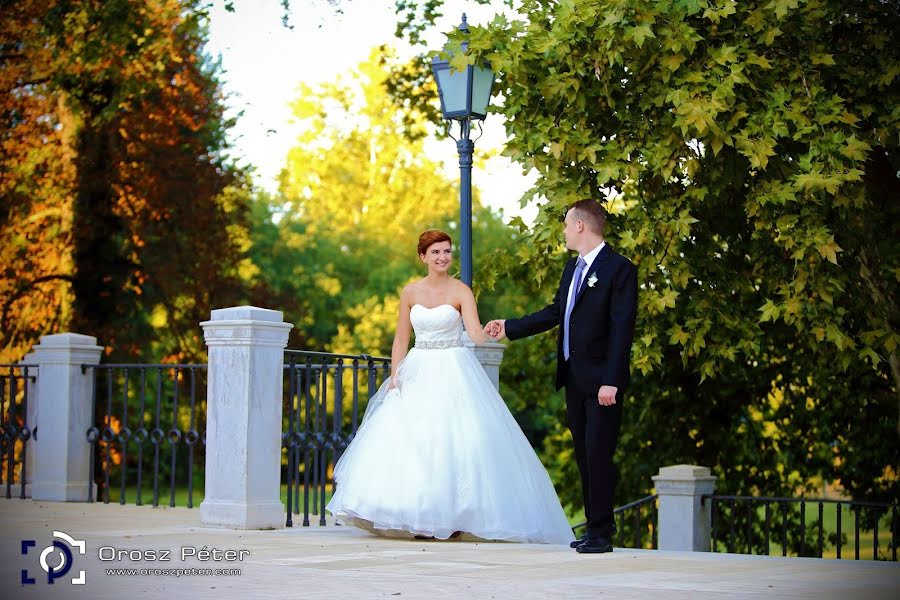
[282,350,391,527]
[0,364,36,499]
[703,495,899,561]
[572,494,659,549]
[82,364,207,508]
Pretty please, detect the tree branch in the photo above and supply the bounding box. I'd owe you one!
[1,274,75,335]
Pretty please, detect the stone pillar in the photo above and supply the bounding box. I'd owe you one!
[653,464,717,551]
[30,334,103,501]
[199,306,293,529]
[20,352,37,498]
[462,332,506,391]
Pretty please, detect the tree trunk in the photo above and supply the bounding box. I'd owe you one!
[70,117,134,350]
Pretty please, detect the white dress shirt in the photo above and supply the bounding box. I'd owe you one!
[565,241,606,309]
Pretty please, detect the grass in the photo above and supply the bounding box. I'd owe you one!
[95,481,334,516]
[714,500,896,561]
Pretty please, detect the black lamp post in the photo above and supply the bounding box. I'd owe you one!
[431,13,494,288]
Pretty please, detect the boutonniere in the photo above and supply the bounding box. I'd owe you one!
[587,274,598,288]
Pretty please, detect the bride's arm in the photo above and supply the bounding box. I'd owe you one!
[389,287,413,388]
[459,285,491,345]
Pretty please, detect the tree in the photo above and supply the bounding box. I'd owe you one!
[1,0,249,362]
[452,0,899,504]
[0,0,78,361]
[261,48,463,350]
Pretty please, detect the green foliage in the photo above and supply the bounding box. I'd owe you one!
[248,49,460,350]
[451,0,900,505]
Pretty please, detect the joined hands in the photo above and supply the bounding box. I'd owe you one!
[484,319,506,341]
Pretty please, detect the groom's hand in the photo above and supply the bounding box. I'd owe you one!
[598,385,618,406]
[485,319,507,340]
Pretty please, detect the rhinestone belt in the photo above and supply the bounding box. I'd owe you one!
[414,338,463,350]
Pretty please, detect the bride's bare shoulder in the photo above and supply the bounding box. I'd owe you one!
[400,279,426,302]
[451,278,475,298]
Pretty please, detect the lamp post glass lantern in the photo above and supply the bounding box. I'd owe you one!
[431,13,494,287]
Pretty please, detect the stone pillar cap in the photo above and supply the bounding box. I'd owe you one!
[653,464,716,480]
[34,333,102,348]
[210,306,284,322]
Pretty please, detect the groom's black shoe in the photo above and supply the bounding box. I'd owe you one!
[575,537,613,554]
[569,534,589,549]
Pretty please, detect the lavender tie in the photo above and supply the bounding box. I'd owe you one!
[563,257,587,360]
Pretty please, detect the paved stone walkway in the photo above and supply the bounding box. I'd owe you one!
[1,499,897,599]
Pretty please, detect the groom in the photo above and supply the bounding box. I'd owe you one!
[485,199,637,553]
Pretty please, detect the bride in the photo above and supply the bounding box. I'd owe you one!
[326,230,573,544]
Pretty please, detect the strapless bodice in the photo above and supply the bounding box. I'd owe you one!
[410,304,463,347]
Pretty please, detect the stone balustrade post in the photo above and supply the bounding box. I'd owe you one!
[199,306,293,529]
[30,334,103,501]
[462,332,506,391]
[653,464,717,551]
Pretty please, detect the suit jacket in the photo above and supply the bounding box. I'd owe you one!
[505,245,638,395]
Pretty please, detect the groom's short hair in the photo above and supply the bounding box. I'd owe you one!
[569,199,607,235]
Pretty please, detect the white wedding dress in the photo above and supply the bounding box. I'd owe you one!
[326,303,573,544]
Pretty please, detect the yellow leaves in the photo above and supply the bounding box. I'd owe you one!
[652,288,679,313]
[840,135,872,162]
[745,9,766,30]
[816,236,842,265]
[825,322,855,351]
[793,174,829,194]
[675,208,699,235]
[149,304,168,328]
[758,299,780,323]
[712,46,739,66]
[661,52,686,72]
[594,162,620,185]
[810,53,835,66]
[745,53,772,69]
[448,50,470,74]
[703,1,737,23]
[783,296,802,320]
[747,404,764,423]
[735,136,776,170]
[668,324,690,346]
[685,157,700,179]
[660,53,686,83]
[760,27,782,46]
[677,100,715,135]
[236,258,260,283]
[314,273,342,297]
[770,0,800,20]
[837,110,860,126]
[330,294,403,356]
[579,145,597,164]
[549,142,564,159]
[626,25,655,48]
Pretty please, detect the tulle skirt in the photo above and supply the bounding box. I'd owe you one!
[326,345,574,545]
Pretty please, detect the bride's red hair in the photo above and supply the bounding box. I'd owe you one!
[417,229,452,257]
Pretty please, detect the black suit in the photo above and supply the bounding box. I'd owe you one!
[505,244,637,540]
